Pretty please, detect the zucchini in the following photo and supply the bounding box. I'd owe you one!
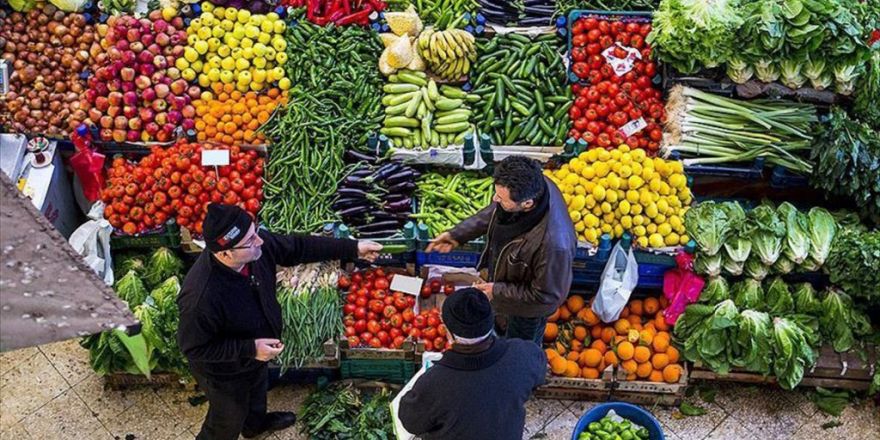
[434,122,470,133]
[383,83,420,94]
[435,98,463,111]
[381,127,413,137]
[384,116,420,128]
[398,71,427,87]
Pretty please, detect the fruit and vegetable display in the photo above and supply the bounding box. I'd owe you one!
[281,0,389,26]
[299,384,395,440]
[334,161,419,238]
[568,15,664,153]
[547,144,691,247]
[685,201,837,278]
[477,0,556,27]
[100,140,264,235]
[192,85,288,144]
[413,172,494,237]
[470,33,572,146]
[0,5,95,136]
[545,294,684,383]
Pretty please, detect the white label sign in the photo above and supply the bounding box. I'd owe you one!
[201,149,230,166]
[601,43,642,77]
[619,117,648,137]
[390,275,423,297]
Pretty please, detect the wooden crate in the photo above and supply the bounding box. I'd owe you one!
[325,337,421,361]
[105,372,187,390]
[534,366,614,401]
[611,364,689,406]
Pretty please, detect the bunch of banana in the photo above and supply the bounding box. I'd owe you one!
[379,70,481,149]
[417,27,478,80]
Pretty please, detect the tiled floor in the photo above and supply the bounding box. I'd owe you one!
[1,340,878,440]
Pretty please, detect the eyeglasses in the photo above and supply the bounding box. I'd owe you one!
[228,223,262,250]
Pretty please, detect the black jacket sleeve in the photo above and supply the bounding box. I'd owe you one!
[398,375,438,435]
[178,292,257,363]
[260,230,359,267]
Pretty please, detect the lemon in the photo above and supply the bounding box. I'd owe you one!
[657,199,669,214]
[619,164,632,178]
[649,233,664,248]
[564,173,580,186]
[632,149,647,162]
[569,158,584,174]
[606,190,618,204]
[237,9,251,23]
[633,215,645,227]
[597,149,611,162]
[679,234,690,245]
[658,223,672,236]
[585,229,599,243]
[645,203,659,218]
[584,214,599,228]
[669,173,687,188]
[633,225,646,237]
[575,221,586,232]
[637,236,649,248]
[654,213,667,224]
[606,174,621,190]
[556,168,570,180]
[601,202,613,214]
[669,215,682,230]
[619,200,631,215]
[585,195,597,209]
[631,204,643,215]
[571,194,586,211]
[601,224,613,234]
[628,175,644,189]
[574,185,586,196]
[562,193,572,204]
[581,166,596,179]
[610,149,622,161]
[649,178,662,193]
[620,215,633,229]
[586,149,600,162]
[570,211,582,223]
[613,224,624,238]
[594,162,609,177]
[664,233,680,246]
[592,185,606,201]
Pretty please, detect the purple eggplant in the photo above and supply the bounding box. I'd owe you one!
[385,198,412,213]
[357,220,405,233]
[338,205,371,218]
[346,149,378,163]
[386,181,416,194]
[384,169,417,186]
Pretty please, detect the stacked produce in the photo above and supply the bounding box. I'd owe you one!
[544,294,684,384]
[100,141,264,235]
[810,108,880,224]
[568,15,664,153]
[418,26,478,80]
[378,7,426,76]
[403,0,478,27]
[0,5,95,136]
[183,3,288,92]
[380,72,479,148]
[299,384,394,439]
[548,144,692,247]
[275,262,342,371]
[824,226,880,305]
[261,13,383,233]
[685,200,837,278]
[193,85,287,144]
[575,414,651,440]
[281,0,387,26]
[478,0,555,27]
[413,172,494,237]
[470,33,572,146]
[648,0,743,75]
[75,12,195,143]
[333,161,419,238]
[98,0,136,14]
[81,248,188,377]
[663,86,818,174]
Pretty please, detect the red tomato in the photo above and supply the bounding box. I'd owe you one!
[402,309,414,322]
[420,286,432,299]
[390,314,403,328]
[582,18,599,31]
[347,336,360,347]
[444,283,455,296]
[572,34,588,47]
[394,297,408,310]
[423,327,438,340]
[569,106,583,120]
[413,315,427,329]
[571,47,587,62]
[343,304,356,315]
[367,320,381,335]
[374,277,390,290]
[376,331,390,346]
[368,338,382,348]
[393,336,406,349]
[354,319,367,333]
[344,326,356,337]
[433,337,446,350]
[427,315,440,328]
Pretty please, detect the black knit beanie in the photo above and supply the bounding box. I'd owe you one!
[203,203,253,252]
[441,287,494,338]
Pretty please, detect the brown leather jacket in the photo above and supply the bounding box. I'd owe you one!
[450,177,576,318]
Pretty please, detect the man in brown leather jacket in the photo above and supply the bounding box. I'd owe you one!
[427,156,576,344]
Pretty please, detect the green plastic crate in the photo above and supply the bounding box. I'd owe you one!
[110,220,181,250]
[339,358,417,384]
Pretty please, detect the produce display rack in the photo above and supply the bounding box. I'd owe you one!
[110,220,182,250]
[689,345,878,392]
[326,338,424,385]
[565,10,653,84]
[536,365,687,406]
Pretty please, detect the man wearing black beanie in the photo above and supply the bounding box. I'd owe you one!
[177,203,383,440]
[398,288,547,440]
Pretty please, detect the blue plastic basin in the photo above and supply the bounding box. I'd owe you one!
[572,402,665,440]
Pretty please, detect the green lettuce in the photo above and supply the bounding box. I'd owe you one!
[807,208,837,267]
[732,278,765,310]
[138,277,188,376]
[114,270,149,308]
[733,310,773,375]
[674,303,716,342]
[792,283,822,315]
[744,256,771,280]
[820,288,856,353]
[145,247,184,288]
[700,277,730,304]
[825,227,879,304]
[771,255,796,274]
[694,300,740,375]
[778,202,811,264]
[694,253,723,277]
[648,0,744,74]
[771,316,818,390]
[685,201,732,256]
[764,277,794,315]
[114,253,147,278]
[749,205,786,265]
[722,202,753,275]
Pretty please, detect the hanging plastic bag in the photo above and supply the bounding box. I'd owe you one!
[48,0,89,12]
[592,241,638,323]
[68,201,114,286]
[662,251,705,326]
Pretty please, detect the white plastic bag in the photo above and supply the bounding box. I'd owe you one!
[68,201,114,286]
[592,242,638,323]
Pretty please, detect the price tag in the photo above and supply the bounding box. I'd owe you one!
[390,275,424,297]
[201,149,230,166]
[619,117,648,137]
[602,43,642,77]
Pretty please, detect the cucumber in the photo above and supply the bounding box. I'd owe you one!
[385,100,409,115]
[384,91,418,107]
[384,83,420,94]
[381,127,413,137]
[384,116,420,128]
[435,98,463,111]
[439,85,468,99]
[400,69,427,79]
[421,87,434,111]
[435,122,470,133]
[465,94,481,103]
[435,113,470,125]
[427,80,440,101]
[398,71,427,87]
[405,91,422,118]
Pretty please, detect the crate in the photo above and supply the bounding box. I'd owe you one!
[566,10,653,84]
[535,365,615,401]
[110,220,182,250]
[612,364,688,407]
[339,358,417,384]
[326,337,422,362]
[331,222,418,268]
[416,237,486,269]
[769,166,809,189]
[571,245,676,290]
[104,372,186,390]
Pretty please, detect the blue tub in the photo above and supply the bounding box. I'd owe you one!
[572,402,665,440]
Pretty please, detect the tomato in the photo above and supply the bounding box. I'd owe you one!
[630,34,644,49]
[374,277,390,290]
[582,17,599,31]
[167,186,182,199]
[216,178,231,193]
[615,33,631,46]
[597,133,612,147]
[423,327,438,340]
[571,47,587,62]
[344,326,356,337]
[424,340,434,352]
[187,183,202,196]
[581,131,596,144]
[444,283,455,296]
[613,46,628,59]
[230,178,245,193]
[354,319,367,333]
[355,296,368,308]
[586,29,601,43]
[574,117,589,131]
[649,128,663,142]
[383,296,395,307]
[223,192,239,205]
[376,331,390,346]
[589,54,604,70]
[586,121,602,135]
[433,337,446,350]
[413,315,427,329]
[393,336,406,349]
[640,23,652,37]
[600,35,614,49]
[402,309,415,323]
[586,89,601,102]
[586,43,602,55]
[338,275,351,290]
[347,336,360,347]
[598,20,610,34]
[368,338,382,348]
[343,303,356,315]
[574,97,589,110]
[420,285,432,298]
[371,289,385,300]
[569,106,583,120]
[427,315,440,328]
[369,300,384,314]
[367,320,381,335]
[572,62,590,78]
[645,63,656,78]
[245,198,261,213]
[572,34,588,47]
[611,21,624,35]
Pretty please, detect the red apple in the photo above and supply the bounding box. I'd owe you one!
[99,115,113,128]
[154,83,170,99]
[120,67,136,82]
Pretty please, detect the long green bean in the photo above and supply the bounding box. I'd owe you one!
[414,172,494,237]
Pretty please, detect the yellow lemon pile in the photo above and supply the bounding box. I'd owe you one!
[546,145,692,248]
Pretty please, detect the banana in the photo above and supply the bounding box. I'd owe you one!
[431,32,447,61]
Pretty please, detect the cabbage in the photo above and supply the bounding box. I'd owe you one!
[764,277,794,315]
[722,202,753,274]
[732,278,764,310]
[744,256,770,280]
[807,207,837,268]
[749,205,785,265]
[820,288,856,353]
[771,316,818,390]
[778,202,811,264]
[145,247,184,288]
[771,256,795,274]
[114,270,149,308]
[694,253,723,277]
[685,201,732,256]
[792,283,822,315]
[734,310,773,375]
[700,276,730,304]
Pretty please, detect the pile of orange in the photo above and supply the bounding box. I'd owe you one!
[544,294,683,384]
[193,84,288,144]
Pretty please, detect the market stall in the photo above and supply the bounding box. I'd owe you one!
[1,0,878,437]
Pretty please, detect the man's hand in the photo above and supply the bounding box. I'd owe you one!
[425,232,459,253]
[473,282,494,301]
[255,338,283,362]
[358,240,383,262]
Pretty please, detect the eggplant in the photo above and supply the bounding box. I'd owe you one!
[384,169,417,186]
[382,193,409,204]
[332,198,371,211]
[336,188,371,199]
[386,181,416,194]
[385,198,412,213]
[358,220,405,233]
[338,205,371,217]
[370,162,402,183]
[346,149,377,163]
[519,17,554,26]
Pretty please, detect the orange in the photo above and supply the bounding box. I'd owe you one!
[601,327,616,344]
[636,362,653,378]
[627,314,642,327]
[564,360,580,378]
[574,326,588,342]
[582,308,600,326]
[633,346,651,363]
[558,305,572,322]
[649,370,664,383]
[652,353,670,370]
[604,351,619,367]
[621,359,638,374]
[570,340,583,353]
[639,330,654,347]
[567,295,585,314]
[644,297,660,315]
[598,359,606,372]
[655,312,670,331]
[626,373,637,381]
[591,325,603,340]
[652,332,670,353]
[659,296,669,309]
[614,335,626,345]
[619,306,630,318]
[614,319,631,335]
[544,323,559,342]
[617,341,635,361]
[663,365,682,383]
[555,341,567,356]
[581,367,600,379]
[545,348,559,361]
[223,83,235,93]
[548,307,561,323]
[581,349,602,368]
[629,299,644,316]
[590,339,607,354]
[644,322,656,334]
[267,88,280,98]
[666,346,680,363]
[567,351,580,362]
[550,356,567,375]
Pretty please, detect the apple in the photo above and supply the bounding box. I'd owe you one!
[99,115,113,128]
[170,79,187,96]
[112,129,127,143]
[141,87,157,102]
[128,117,142,131]
[123,105,138,118]
[107,105,121,117]
[138,107,155,123]
[126,130,140,142]
[120,67,136,82]
[145,122,160,137]
[95,96,110,112]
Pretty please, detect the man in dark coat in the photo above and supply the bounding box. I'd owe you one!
[398,287,547,439]
[427,156,577,344]
[177,203,382,440]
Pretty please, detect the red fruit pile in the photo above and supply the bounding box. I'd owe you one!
[568,17,664,152]
[420,277,456,299]
[101,141,264,235]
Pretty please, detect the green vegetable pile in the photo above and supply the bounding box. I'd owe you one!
[686,201,837,279]
[412,172,494,237]
[648,0,743,75]
[470,33,572,146]
[810,108,880,225]
[299,384,395,440]
[390,0,479,28]
[261,14,384,233]
[275,262,343,372]
[81,248,189,378]
[576,414,650,440]
[824,226,880,305]
[555,1,659,19]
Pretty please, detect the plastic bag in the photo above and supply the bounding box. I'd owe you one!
[662,251,705,325]
[48,0,89,12]
[68,201,114,286]
[592,242,638,323]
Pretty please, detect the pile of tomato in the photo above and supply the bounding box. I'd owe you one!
[340,268,451,352]
[101,140,264,235]
[568,17,665,153]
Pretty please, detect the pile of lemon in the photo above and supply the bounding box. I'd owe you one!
[546,145,692,248]
[180,2,290,92]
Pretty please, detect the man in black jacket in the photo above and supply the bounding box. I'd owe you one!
[398,287,546,440]
[177,204,382,440]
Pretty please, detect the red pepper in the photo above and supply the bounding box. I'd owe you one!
[328,9,346,23]
[367,0,386,12]
[334,5,373,26]
[343,0,352,15]
[307,0,320,20]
